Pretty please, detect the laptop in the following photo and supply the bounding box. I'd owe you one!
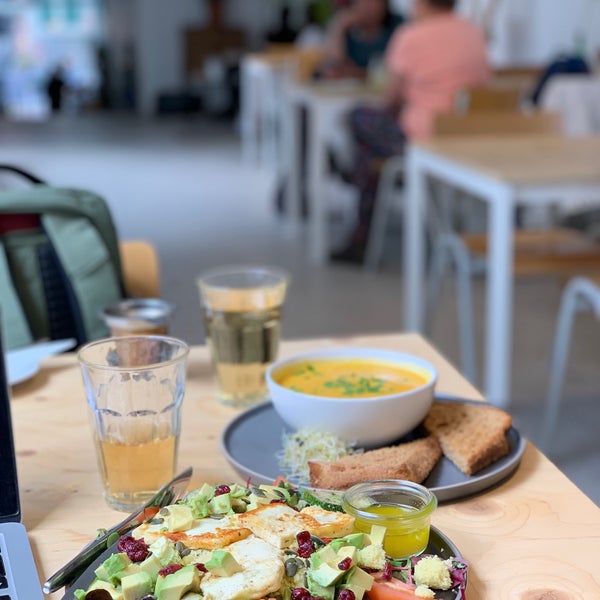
[0,326,45,599]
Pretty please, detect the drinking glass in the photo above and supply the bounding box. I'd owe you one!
[197,266,288,408]
[78,335,189,511]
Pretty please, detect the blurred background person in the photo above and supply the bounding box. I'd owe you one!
[333,0,490,262]
[319,0,404,79]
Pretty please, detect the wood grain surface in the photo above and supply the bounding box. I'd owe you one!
[417,135,600,186]
[9,333,600,599]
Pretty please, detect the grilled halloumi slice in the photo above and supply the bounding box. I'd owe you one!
[201,536,284,600]
[238,503,354,548]
[132,514,252,550]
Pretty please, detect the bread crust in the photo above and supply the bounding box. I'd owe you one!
[423,402,512,475]
[308,435,442,490]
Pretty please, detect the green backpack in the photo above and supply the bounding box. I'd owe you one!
[0,183,125,350]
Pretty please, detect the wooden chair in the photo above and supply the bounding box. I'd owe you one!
[425,112,600,382]
[455,86,523,114]
[119,240,161,298]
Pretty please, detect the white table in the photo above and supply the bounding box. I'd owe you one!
[541,74,600,136]
[240,53,295,168]
[284,80,380,263]
[404,135,600,407]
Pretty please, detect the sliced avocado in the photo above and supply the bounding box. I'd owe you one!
[114,563,140,583]
[309,545,337,569]
[167,504,194,532]
[197,482,215,499]
[121,571,153,600]
[149,538,182,567]
[228,483,248,498]
[310,562,345,587]
[306,571,335,600]
[330,533,365,553]
[97,553,132,585]
[209,493,232,514]
[339,583,367,600]
[137,553,163,583]
[344,566,374,590]
[205,549,243,577]
[155,565,201,600]
[368,525,386,547]
[86,578,124,600]
[259,484,291,501]
[336,545,358,565]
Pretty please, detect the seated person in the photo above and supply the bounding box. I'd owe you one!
[333,0,491,262]
[319,0,403,79]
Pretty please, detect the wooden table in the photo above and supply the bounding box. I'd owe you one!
[11,333,600,599]
[404,135,600,407]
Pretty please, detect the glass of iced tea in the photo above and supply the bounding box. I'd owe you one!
[78,335,189,511]
[197,266,288,408]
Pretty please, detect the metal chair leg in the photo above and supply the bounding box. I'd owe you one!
[541,277,600,452]
[451,238,478,384]
[425,236,450,335]
[364,157,404,272]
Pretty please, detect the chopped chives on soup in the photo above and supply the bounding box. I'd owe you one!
[275,359,429,398]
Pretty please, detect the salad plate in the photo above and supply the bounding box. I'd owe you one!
[60,523,463,600]
[221,396,526,502]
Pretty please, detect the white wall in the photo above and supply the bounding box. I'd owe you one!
[132,0,204,115]
[122,0,600,116]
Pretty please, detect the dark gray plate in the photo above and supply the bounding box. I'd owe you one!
[62,526,464,599]
[220,397,526,502]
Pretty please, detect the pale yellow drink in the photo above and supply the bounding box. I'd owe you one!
[198,268,288,407]
[78,336,188,511]
[95,434,177,509]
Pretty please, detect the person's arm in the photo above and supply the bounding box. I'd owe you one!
[322,8,361,66]
[384,73,406,111]
[383,28,411,110]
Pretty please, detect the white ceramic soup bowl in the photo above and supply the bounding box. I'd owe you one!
[266,347,437,447]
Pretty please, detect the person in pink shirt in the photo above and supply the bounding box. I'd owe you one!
[333,0,490,263]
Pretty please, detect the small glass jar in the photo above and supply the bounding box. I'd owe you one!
[342,480,437,559]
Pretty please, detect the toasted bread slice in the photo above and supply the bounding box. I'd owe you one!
[423,401,512,475]
[238,503,354,548]
[308,435,442,490]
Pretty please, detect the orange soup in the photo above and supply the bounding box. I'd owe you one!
[274,358,429,398]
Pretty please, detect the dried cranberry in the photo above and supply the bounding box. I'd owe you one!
[296,530,311,544]
[270,499,286,504]
[338,557,352,570]
[158,564,183,577]
[382,561,393,581]
[116,535,149,563]
[195,563,207,572]
[214,484,231,496]
[338,590,356,600]
[291,588,312,600]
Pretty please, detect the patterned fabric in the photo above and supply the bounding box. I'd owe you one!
[348,105,405,240]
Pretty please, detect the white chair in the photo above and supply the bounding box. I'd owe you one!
[541,277,600,452]
[363,156,405,270]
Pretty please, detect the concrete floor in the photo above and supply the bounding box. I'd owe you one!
[1,114,598,504]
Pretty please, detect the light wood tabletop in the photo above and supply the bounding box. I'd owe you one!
[10,333,600,599]
[417,134,600,185]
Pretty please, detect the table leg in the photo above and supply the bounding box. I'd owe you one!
[308,101,328,264]
[404,147,427,331]
[283,95,303,229]
[485,183,515,408]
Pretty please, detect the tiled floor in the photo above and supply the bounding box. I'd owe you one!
[1,114,598,504]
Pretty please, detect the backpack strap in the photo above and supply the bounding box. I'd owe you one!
[0,240,34,349]
[42,213,121,342]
